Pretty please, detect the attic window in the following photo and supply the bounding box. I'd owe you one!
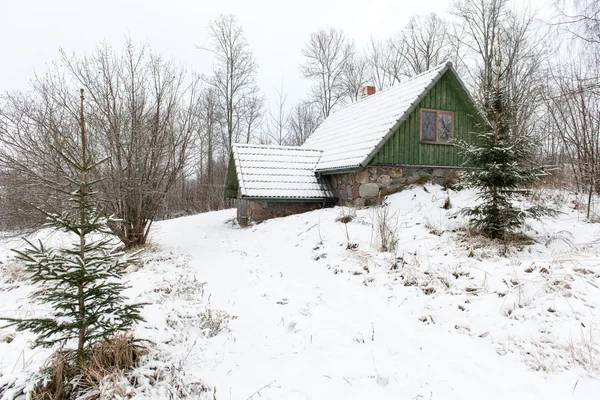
[421,109,454,143]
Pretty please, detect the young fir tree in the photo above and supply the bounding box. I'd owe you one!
[459,64,553,240]
[1,89,143,361]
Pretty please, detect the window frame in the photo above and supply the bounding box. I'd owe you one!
[420,109,454,144]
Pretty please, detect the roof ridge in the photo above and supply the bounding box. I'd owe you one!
[328,61,452,115]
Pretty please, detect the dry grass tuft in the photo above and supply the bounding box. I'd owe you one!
[461,224,535,248]
[84,334,146,378]
[336,215,354,224]
[373,202,398,253]
[502,232,535,246]
[336,206,357,223]
[0,258,30,284]
[31,334,146,400]
[442,194,452,210]
[443,170,462,190]
[31,351,69,400]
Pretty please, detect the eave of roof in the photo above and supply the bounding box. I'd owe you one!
[240,195,337,202]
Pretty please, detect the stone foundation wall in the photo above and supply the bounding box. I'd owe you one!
[237,199,324,226]
[329,165,461,206]
[236,166,461,225]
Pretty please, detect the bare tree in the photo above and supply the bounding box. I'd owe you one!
[452,0,547,142]
[288,100,322,146]
[300,27,355,117]
[240,92,264,144]
[365,37,403,89]
[199,14,258,154]
[452,0,509,99]
[395,13,455,76]
[555,0,600,45]
[546,62,600,219]
[264,80,290,145]
[344,53,369,102]
[0,41,199,248]
[0,88,73,230]
[500,10,550,139]
[197,87,221,185]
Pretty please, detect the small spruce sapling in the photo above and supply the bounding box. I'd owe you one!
[1,89,144,362]
[458,57,555,240]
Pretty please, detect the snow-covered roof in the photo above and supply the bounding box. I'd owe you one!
[303,61,455,172]
[231,144,335,200]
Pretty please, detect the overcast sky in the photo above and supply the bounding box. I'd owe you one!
[1,0,549,106]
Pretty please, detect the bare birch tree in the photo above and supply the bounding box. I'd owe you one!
[365,37,403,89]
[555,0,600,45]
[287,100,322,146]
[200,14,258,154]
[452,0,509,100]
[344,53,369,102]
[395,13,455,76]
[197,87,221,186]
[240,92,264,144]
[546,62,600,219]
[264,81,290,145]
[300,27,355,117]
[452,0,547,141]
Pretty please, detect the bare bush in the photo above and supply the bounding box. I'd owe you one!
[373,201,399,253]
[0,257,29,284]
[336,206,357,248]
[568,324,600,372]
[0,40,200,248]
[545,62,600,220]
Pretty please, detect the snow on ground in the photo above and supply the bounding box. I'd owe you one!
[1,184,600,399]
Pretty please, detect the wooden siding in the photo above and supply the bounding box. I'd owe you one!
[371,70,484,166]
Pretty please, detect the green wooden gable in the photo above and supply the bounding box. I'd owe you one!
[370,69,485,167]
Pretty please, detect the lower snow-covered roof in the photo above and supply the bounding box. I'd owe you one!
[232,144,335,200]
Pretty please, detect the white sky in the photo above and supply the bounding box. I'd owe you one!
[0,0,551,106]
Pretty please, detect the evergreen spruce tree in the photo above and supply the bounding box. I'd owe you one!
[1,89,143,361]
[459,61,554,240]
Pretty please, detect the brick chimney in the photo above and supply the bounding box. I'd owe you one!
[361,86,376,98]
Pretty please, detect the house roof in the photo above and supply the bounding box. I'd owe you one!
[303,61,456,172]
[231,144,336,200]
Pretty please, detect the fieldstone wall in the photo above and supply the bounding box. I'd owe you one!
[236,165,461,225]
[237,199,324,227]
[329,165,461,206]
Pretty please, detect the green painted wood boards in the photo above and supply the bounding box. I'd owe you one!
[371,70,485,167]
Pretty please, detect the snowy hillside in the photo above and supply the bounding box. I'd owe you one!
[2,184,600,399]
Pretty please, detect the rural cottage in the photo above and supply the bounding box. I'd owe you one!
[224,61,484,226]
